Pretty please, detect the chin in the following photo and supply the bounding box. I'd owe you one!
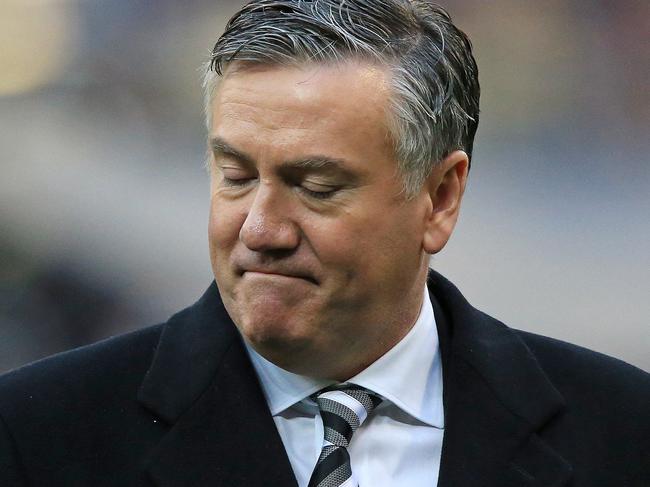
[243,320,314,368]
[240,313,308,346]
[220,282,322,363]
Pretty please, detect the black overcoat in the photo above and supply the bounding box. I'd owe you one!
[1,271,648,486]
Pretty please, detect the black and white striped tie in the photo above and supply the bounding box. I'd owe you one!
[308,385,382,487]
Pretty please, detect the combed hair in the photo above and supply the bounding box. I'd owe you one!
[203,0,480,196]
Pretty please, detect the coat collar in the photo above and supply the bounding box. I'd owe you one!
[138,282,298,487]
[429,271,572,486]
[138,273,572,486]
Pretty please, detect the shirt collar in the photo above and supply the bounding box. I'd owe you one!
[245,344,333,415]
[245,285,443,428]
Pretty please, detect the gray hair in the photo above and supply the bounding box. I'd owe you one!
[203,0,480,196]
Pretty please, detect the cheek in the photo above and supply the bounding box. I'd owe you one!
[304,215,379,281]
[208,198,244,256]
[313,207,423,278]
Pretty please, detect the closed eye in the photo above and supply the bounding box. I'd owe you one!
[219,165,257,187]
[300,181,340,199]
[222,175,256,187]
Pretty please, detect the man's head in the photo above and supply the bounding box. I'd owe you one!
[205,0,479,380]
[204,0,479,196]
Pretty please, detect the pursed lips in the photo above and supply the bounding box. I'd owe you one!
[239,267,318,285]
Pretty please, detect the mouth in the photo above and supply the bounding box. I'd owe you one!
[240,268,319,285]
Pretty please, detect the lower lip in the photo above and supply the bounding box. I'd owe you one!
[243,271,314,283]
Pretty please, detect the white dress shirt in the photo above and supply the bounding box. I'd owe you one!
[245,286,444,487]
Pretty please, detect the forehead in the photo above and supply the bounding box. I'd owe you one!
[209,61,394,164]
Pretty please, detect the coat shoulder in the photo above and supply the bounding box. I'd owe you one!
[0,323,164,410]
[515,329,650,396]
[0,324,166,483]
[514,329,650,454]
[0,323,164,439]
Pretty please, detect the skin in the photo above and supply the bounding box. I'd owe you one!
[207,60,468,381]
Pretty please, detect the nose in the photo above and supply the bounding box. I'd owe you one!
[239,183,300,252]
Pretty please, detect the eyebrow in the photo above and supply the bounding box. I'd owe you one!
[210,136,359,179]
[210,137,255,166]
[283,156,349,172]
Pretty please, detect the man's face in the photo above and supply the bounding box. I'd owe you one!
[208,61,434,379]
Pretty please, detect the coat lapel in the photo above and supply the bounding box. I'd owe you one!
[429,271,572,487]
[136,273,573,486]
[137,283,297,487]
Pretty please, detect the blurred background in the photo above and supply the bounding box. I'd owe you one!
[1,0,648,374]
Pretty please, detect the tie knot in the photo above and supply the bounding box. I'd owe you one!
[314,384,382,448]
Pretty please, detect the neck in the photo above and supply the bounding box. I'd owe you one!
[289,269,429,381]
[248,260,432,381]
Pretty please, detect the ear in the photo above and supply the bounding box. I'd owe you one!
[422,150,469,254]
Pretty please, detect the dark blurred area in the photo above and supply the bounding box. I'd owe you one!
[1,0,648,373]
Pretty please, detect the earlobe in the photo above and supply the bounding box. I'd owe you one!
[422,150,469,254]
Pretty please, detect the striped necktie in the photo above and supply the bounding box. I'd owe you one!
[308,384,382,487]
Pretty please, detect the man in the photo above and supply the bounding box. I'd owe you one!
[1,1,648,486]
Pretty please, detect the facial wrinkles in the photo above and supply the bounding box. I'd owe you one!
[207,62,434,380]
[218,64,390,144]
[213,67,400,254]
[219,74,313,126]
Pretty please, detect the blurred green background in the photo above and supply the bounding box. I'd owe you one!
[1,0,648,373]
